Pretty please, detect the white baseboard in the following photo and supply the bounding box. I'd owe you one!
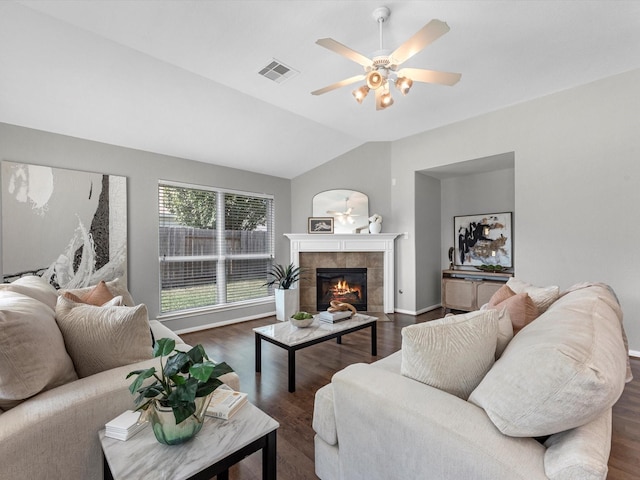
[172,311,275,335]
[393,308,417,315]
[394,304,442,316]
[629,349,640,358]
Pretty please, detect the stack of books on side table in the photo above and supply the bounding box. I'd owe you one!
[206,385,249,420]
[105,410,147,441]
[318,310,353,323]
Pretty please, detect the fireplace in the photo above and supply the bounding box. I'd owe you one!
[286,233,400,313]
[316,268,367,311]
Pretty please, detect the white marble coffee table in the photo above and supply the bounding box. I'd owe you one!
[253,314,377,392]
[99,402,279,480]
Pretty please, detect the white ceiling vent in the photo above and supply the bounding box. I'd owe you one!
[259,59,299,84]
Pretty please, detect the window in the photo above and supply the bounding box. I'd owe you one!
[158,181,274,314]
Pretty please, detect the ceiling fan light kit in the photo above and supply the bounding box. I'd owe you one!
[352,85,370,104]
[311,6,461,110]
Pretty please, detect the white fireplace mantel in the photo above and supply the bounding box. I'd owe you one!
[284,233,401,313]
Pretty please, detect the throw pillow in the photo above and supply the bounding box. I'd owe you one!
[61,277,135,307]
[495,307,514,358]
[491,292,539,334]
[488,284,516,307]
[80,280,114,306]
[55,295,152,378]
[0,291,78,410]
[468,286,628,437]
[506,277,560,313]
[0,275,59,311]
[400,310,499,400]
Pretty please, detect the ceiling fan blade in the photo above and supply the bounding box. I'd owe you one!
[397,68,461,86]
[311,74,365,95]
[390,19,450,66]
[316,38,373,68]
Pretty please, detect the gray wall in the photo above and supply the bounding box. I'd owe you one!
[407,166,516,314]
[291,142,392,233]
[439,167,516,270]
[413,172,441,313]
[0,122,291,331]
[391,68,640,352]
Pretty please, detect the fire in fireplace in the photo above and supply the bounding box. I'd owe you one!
[316,268,367,311]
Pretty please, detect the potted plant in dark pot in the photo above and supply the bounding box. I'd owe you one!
[264,263,303,321]
[127,338,234,445]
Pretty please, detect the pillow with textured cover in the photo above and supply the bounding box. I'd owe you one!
[0,275,58,311]
[469,285,628,437]
[506,277,559,313]
[401,310,499,399]
[55,295,152,378]
[495,307,513,358]
[60,277,135,307]
[0,291,77,410]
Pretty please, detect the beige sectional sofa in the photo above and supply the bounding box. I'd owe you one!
[313,282,632,480]
[0,276,239,479]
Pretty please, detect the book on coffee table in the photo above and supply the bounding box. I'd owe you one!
[318,310,353,323]
[206,384,248,420]
[105,410,147,441]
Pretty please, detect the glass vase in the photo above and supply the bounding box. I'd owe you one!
[148,395,212,445]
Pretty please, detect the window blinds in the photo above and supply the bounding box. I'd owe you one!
[158,182,274,314]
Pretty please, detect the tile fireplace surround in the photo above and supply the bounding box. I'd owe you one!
[285,234,400,314]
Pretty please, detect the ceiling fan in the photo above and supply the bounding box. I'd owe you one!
[327,197,359,224]
[311,6,461,110]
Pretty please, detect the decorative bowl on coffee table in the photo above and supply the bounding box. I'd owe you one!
[290,312,314,328]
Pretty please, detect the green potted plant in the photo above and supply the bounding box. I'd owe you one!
[264,263,303,321]
[127,338,234,445]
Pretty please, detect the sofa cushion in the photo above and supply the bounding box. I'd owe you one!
[491,292,539,333]
[55,296,153,378]
[0,291,78,410]
[0,275,58,311]
[469,285,628,437]
[401,310,499,399]
[60,277,135,307]
[506,277,560,313]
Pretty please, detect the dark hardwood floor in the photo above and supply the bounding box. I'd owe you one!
[181,310,640,480]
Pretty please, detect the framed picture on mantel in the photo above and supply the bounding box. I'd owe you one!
[308,217,334,234]
[454,212,512,268]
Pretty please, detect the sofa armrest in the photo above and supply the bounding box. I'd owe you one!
[150,319,186,345]
[148,320,240,391]
[0,357,163,480]
[0,353,240,480]
[313,384,337,445]
[543,409,612,480]
[330,363,548,480]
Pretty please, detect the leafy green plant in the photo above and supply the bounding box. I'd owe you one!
[264,263,303,290]
[127,338,234,424]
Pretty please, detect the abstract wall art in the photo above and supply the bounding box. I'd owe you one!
[1,161,127,288]
[454,212,512,268]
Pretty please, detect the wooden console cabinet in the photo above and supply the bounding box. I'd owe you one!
[442,269,512,312]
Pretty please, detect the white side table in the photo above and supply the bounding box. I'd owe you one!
[99,402,279,480]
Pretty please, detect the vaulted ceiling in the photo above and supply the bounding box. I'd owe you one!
[1,1,639,179]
